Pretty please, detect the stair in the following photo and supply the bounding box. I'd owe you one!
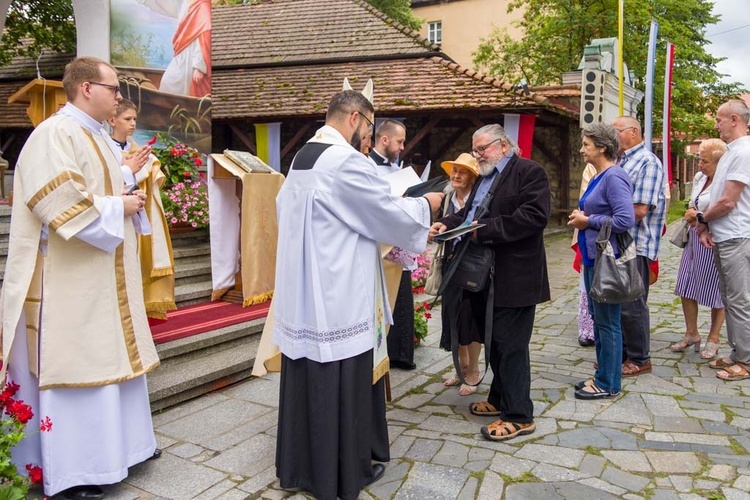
[170,228,214,307]
[148,317,265,411]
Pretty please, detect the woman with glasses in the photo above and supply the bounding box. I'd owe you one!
[568,123,635,399]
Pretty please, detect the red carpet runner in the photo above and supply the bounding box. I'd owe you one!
[149,300,270,344]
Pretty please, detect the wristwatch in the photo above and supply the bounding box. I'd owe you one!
[696,211,707,225]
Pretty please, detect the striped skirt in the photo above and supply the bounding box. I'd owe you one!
[674,226,724,309]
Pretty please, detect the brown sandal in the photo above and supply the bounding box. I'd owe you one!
[716,363,750,381]
[481,419,536,441]
[469,401,501,416]
[709,357,734,369]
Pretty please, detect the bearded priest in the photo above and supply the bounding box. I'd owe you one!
[273,90,443,500]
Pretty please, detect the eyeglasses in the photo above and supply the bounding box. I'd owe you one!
[88,81,122,96]
[356,111,374,131]
[615,126,635,134]
[471,138,502,157]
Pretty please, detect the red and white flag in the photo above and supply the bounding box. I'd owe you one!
[503,114,536,159]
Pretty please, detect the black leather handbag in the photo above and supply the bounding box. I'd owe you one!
[450,241,494,292]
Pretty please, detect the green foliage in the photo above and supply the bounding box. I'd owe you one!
[365,0,423,32]
[0,0,76,66]
[151,132,203,189]
[472,0,746,152]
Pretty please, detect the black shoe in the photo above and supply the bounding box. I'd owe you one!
[390,360,417,370]
[63,485,105,500]
[574,385,619,400]
[365,463,386,486]
[148,448,162,460]
[578,337,595,347]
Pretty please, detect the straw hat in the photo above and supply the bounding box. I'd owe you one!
[441,153,479,177]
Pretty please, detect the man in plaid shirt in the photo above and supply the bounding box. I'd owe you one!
[613,116,667,377]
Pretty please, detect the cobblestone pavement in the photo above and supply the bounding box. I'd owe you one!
[45,228,750,499]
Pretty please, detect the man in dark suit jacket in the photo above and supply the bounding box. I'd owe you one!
[369,119,417,370]
[431,123,551,441]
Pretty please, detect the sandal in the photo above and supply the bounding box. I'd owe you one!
[444,374,462,387]
[574,383,619,400]
[670,335,701,353]
[575,378,594,390]
[469,401,501,416]
[481,419,536,441]
[700,341,720,360]
[459,384,478,396]
[709,357,734,369]
[716,363,750,381]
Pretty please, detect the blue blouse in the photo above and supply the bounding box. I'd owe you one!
[577,166,636,266]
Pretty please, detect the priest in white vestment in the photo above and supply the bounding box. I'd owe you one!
[0,57,160,500]
[273,90,443,500]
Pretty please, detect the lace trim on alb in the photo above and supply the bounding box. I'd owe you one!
[276,318,373,344]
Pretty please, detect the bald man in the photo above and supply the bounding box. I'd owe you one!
[697,99,750,381]
[612,116,666,378]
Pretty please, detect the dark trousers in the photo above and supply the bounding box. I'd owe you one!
[387,271,415,364]
[469,292,535,423]
[621,256,651,366]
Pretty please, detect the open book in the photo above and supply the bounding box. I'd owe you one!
[433,221,486,242]
[223,149,275,173]
[385,167,447,197]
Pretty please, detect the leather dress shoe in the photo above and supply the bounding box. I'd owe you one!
[148,448,162,460]
[578,337,595,347]
[365,463,386,486]
[390,360,417,370]
[62,485,104,499]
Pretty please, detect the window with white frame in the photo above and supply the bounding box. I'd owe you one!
[428,21,442,44]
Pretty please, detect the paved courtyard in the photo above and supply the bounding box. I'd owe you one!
[44,228,750,499]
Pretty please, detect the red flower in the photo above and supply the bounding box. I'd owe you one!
[183,171,191,177]
[0,380,20,404]
[25,464,43,485]
[194,157,204,167]
[199,172,206,179]
[40,415,53,432]
[146,134,158,146]
[6,399,34,424]
[424,312,432,319]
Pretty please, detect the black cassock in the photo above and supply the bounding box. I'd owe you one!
[276,349,389,500]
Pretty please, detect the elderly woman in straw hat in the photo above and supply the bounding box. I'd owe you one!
[438,153,483,395]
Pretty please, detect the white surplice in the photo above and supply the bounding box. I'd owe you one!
[273,125,431,364]
[3,103,157,496]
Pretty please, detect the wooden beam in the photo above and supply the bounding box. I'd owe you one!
[434,127,471,165]
[469,116,484,128]
[281,121,314,160]
[402,117,441,157]
[229,124,256,154]
[559,125,570,216]
[1,133,17,154]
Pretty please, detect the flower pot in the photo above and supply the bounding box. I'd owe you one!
[169,222,197,234]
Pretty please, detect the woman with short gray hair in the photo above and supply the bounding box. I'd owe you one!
[567,123,636,399]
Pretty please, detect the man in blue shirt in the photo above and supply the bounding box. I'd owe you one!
[613,116,667,377]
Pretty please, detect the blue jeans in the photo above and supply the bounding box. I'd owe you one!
[584,265,623,393]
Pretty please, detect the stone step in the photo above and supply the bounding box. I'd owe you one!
[174,280,214,307]
[148,324,263,411]
[174,261,212,286]
[156,317,264,362]
[173,243,211,262]
[170,228,210,248]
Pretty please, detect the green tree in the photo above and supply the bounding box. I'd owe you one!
[0,0,76,66]
[473,0,745,149]
[366,0,423,32]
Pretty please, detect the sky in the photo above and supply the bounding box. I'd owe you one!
[705,0,750,88]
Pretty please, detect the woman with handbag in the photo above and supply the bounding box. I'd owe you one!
[436,153,483,396]
[568,123,635,400]
[670,139,726,358]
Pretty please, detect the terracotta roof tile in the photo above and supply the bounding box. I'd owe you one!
[0,81,34,127]
[213,56,576,120]
[212,0,438,67]
[0,40,71,81]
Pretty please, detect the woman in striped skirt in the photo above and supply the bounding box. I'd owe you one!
[671,139,726,359]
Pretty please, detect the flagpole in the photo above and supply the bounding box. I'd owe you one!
[618,0,624,115]
[644,22,658,150]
